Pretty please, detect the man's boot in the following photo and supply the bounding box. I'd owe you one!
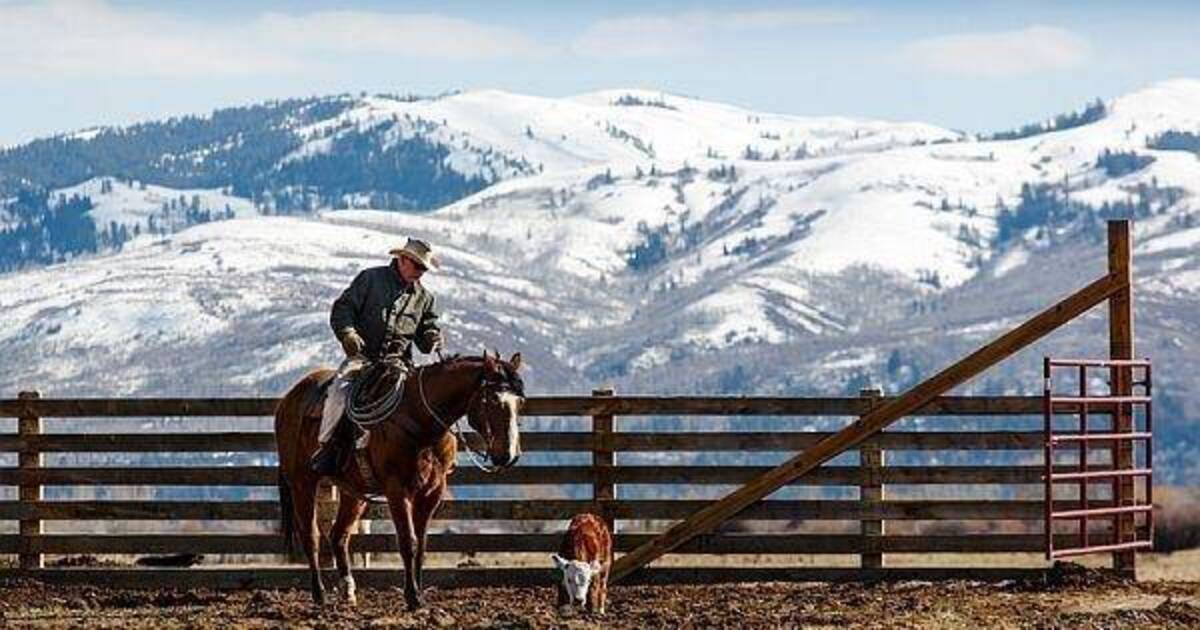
[310,440,340,475]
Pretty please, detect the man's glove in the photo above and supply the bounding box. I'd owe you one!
[338,328,365,358]
[422,329,444,353]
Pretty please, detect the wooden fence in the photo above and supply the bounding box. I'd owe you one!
[0,389,1127,588]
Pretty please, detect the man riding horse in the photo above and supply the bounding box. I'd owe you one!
[310,237,444,474]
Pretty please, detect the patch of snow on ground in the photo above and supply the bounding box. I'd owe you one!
[993,248,1030,277]
[821,349,879,371]
[1140,225,1200,255]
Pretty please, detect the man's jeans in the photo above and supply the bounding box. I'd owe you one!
[317,357,367,446]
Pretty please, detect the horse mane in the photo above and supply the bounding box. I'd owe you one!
[426,353,524,395]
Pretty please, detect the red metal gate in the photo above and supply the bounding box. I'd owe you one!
[1043,357,1154,560]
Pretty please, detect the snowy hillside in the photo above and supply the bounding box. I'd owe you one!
[57,177,258,234]
[1,80,1199,480]
[284,88,961,179]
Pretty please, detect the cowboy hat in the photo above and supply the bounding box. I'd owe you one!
[389,237,440,270]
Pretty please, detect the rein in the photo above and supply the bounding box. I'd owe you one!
[416,363,505,474]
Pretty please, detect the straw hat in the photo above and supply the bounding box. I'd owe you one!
[389,237,440,270]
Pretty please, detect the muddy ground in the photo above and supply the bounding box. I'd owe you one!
[1,568,1198,629]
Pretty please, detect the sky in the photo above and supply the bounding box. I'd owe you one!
[2,0,1199,146]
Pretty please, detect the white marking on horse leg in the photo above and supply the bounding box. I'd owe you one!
[499,392,521,461]
[341,575,357,605]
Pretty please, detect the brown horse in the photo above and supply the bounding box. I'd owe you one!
[274,351,525,609]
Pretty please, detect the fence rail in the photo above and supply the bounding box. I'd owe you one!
[0,395,1120,418]
[0,391,1124,587]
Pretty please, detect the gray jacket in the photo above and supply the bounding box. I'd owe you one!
[329,262,440,362]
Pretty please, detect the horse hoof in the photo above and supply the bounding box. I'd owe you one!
[340,577,357,606]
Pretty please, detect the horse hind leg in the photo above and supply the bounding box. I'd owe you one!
[290,476,327,605]
[331,495,368,605]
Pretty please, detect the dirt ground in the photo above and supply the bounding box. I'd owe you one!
[1,565,1199,629]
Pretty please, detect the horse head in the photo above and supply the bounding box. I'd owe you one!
[464,350,525,468]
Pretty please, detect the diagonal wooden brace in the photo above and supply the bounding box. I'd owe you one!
[610,270,1128,582]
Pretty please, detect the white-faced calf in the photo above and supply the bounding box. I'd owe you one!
[552,513,612,614]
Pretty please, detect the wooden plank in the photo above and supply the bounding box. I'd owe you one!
[0,532,1110,555]
[0,466,281,486]
[524,396,1048,416]
[1107,219,1137,577]
[0,395,1068,419]
[0,432,602,453]
[0,464,1064,486]
[611,270,1126,581]
[0,398,278,418]
[0,431,1048,454]
[525,396,863,416]
[607,432,1044,451]
[0,465,603,486]
[608,465,1053,485]
[678,464,1115,485]
[0,395,1117,419]
[0,433,279,453]
[0,566,1049,589]
[0,500,285,520]
[0,499,1093,521]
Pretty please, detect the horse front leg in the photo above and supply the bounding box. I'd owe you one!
[331,495,368,605]
[386,493,422,610]
[412,490,443,592]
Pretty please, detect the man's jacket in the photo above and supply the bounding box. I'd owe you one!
[329,263,440,362]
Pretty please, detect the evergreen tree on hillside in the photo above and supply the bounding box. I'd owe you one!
[0,190,97,271]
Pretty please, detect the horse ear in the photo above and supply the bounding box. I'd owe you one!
[509,353,522,372]
[483,349,497,369]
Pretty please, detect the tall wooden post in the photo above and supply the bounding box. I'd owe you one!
[316,479,338,567]
[357,518,371,568]
[592,388,616,533]
[18,391,43,571]
[1107,220,1136,577]
[858,388,885,569]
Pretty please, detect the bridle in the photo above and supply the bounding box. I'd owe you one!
[416,362,523,473]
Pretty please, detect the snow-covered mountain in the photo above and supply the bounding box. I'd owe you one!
[1,81,1198,481]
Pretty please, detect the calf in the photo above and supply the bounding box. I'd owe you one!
[552,513,612,614]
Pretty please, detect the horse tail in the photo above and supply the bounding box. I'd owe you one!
[274,367,330,560]
[278,469,295,558]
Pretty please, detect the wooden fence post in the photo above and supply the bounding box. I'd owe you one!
[317,479,337,567]
[1107,219,1136,577]
[18,390,43,571]
[357,517,371,568]
[592,388,615,533]
[859,388,885,569]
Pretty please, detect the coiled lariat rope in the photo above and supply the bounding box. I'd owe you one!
[345,361,407,427]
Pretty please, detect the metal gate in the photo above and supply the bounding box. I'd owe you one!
[1043,358,1154,560]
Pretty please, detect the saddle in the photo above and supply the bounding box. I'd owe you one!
[307,361,410,496]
